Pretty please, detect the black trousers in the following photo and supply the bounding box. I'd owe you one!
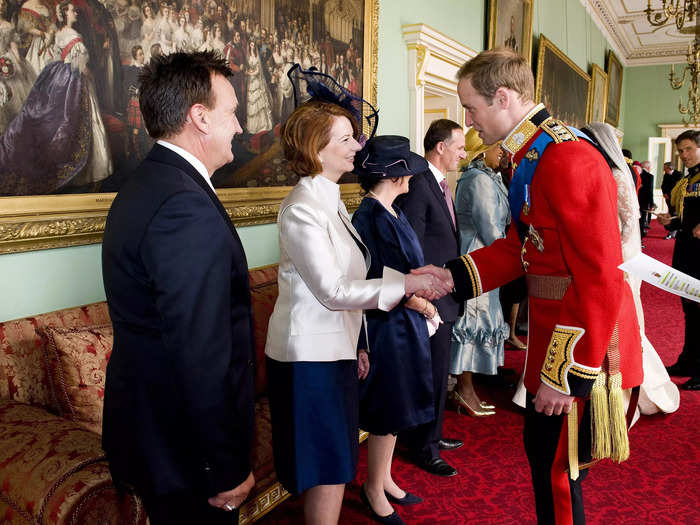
[400,320,453,461]
[523,395,591,525]
[139,490,239,525]
[675,298,700,375]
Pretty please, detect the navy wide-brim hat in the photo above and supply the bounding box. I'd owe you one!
[353,135,428,179]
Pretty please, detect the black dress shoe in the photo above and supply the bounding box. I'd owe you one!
[666,363,692,376]
[414,457,458,477]
[360,485,405,524]
[438,438,463,450]
[384,491,422,505]
[680,377,700,390]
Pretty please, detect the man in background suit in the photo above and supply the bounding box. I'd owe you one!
[662,161,683,239]
[638,160,656,238]
[398,119,466,477]
[102,51,255,524]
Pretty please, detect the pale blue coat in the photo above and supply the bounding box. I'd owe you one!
[450,158,510,375]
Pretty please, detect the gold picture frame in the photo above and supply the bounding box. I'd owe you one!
[605,49,623,128]
[487,0,534,64]
[587,63,608,124]
[535,35,590,130]
[0,0,379,255]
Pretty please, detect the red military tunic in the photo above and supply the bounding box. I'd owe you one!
[446,106,643,399]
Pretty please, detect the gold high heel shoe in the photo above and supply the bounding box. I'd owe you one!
[452,391,495,417]
[480,401,496,410]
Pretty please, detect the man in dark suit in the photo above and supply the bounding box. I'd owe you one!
[101,52,255,524]
[638,160,656,238]
[398,119,466,477]
[659,130,700,391]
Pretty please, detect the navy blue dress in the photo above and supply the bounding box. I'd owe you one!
[352,197,435,436]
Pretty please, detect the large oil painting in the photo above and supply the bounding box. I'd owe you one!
[0,0,379,253]
[605,49,623,127]
[487,0,533,63]
[587,62,607,124]
[535,35,590,130]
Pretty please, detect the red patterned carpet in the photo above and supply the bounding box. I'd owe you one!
[260,222,699,525]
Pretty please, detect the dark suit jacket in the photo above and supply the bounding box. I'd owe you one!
[398,169,461,322]
[101,144,255,498]
[661,169,683,197]
[638,169,655,211]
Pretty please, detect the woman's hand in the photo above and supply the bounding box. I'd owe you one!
[405,268,452,300]
[357,350,369,379]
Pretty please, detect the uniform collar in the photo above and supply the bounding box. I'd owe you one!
[688,162,700,178]
[502,103,549,157]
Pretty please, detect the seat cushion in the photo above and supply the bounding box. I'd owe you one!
[41,325,113,434]
[0,401,144,525]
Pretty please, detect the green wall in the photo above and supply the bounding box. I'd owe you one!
[531,0,625,127]
[621,64,685,161]
[376,0,486,135]
[2,0,638,322]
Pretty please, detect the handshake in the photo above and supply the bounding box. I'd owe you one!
[404,265,455,300]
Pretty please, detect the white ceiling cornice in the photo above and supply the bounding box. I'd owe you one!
[582,0,694,67]
[582,0,631,66]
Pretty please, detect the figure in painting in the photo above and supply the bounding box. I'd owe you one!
[504,15,518,52]
[245,40,273,134]
[0,1,112,195]
[18,0,55,76]
[0,0,36,133]
[140,3,156,60]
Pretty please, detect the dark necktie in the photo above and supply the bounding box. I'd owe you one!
[439,178,456,229]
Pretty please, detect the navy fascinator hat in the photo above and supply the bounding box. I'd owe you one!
[354,136,428,179]
[287,63,378,144]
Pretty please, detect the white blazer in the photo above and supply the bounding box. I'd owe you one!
[265,175,405,362]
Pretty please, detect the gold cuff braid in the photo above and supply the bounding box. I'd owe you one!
[460,254,482,298]
[540,325,587,395]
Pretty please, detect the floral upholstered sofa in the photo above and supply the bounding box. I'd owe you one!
[0,264,288,524]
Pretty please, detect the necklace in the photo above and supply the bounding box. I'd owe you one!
[367,190,397,218]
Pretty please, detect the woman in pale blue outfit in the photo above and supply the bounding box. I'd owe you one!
[450,129,509,416]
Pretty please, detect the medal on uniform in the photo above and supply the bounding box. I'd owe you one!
[522,184,530,215]
[528,224,544,252]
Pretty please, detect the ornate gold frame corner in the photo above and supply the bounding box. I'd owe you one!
[586,63,608,124]
[487,0,534,64]
[604,49,623,128]
[535,35,591,123]
[0,0,379,255]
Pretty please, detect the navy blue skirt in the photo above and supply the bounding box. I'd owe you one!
[266,357,359,495]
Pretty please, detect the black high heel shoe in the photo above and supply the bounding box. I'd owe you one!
[360,484,405,525]
[385,490,422,505]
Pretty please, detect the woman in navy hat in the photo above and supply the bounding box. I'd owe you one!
[352,136,441,525]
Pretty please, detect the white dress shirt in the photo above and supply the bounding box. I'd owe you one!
[427,160,446,186]
[157,139,215,192]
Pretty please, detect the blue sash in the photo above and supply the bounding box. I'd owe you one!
[508,122,592,240]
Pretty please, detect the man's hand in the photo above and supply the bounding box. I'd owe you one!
[656,212,672,226]
[693,223,700,239]
[208,471,255,511]
[534,383,574,416]
[409,265,454,300]
[405,269,452,300]
[358,350,369,379]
